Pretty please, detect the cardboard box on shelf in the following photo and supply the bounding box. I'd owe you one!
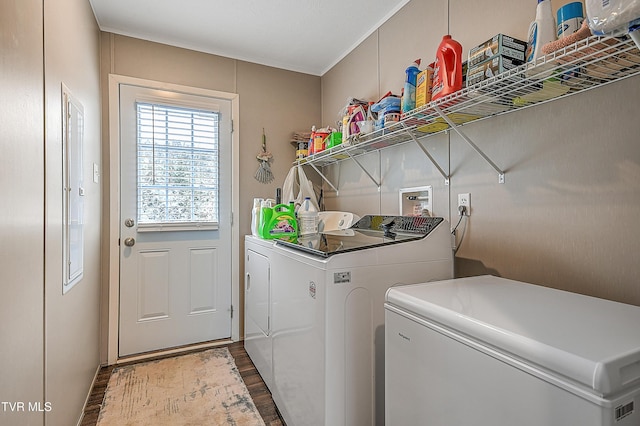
[415,67,434,108]
[468,34,527,67]
[466,55,523,86]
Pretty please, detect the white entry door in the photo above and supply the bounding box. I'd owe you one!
[118,83,233,357]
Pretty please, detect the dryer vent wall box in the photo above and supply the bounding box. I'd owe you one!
[384,275,640,426]
[399,186,432,216]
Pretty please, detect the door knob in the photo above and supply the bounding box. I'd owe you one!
[124,237,135,247]
[124,218,135,227]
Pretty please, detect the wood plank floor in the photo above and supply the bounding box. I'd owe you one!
[81,341,285,426]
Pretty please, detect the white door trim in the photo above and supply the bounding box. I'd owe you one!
[106,74,240,364]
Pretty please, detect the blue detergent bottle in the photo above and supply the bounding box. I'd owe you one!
[401,59,421,115]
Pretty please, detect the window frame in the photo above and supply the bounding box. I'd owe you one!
[133,95,222,232]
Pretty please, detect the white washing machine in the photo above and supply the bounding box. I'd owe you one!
[248,215,454,426]
[385,275,640,426]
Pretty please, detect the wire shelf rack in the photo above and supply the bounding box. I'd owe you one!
[296,35,640,176]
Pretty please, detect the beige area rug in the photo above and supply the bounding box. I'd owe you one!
[97,347,266,426]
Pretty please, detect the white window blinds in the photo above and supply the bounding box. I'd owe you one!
[136,102,220,229]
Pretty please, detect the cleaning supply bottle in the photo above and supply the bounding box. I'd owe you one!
[258,199,274,239]
[308,125,316,156]
[431,35,463,101]
[298,197,319,236]
[401,59,421,115]
[347,105,366,137]
[251,198,264,237]
[341,111,350,143]
[556,1,584,39]
[526,0,556,64]
[262,202,297,240]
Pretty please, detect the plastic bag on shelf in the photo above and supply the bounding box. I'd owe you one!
[585,0,640,36]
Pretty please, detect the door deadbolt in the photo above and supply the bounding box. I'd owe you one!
[124,237,135,247]
[124,218,135,227]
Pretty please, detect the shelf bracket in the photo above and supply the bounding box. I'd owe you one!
[433,105,505,184]
[401,122,450,185]
[307,162,338,193]
[345,150,381,189]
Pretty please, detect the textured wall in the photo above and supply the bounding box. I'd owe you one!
[321,0,640,306]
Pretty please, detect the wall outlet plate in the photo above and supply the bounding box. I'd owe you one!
[458,193,470,216]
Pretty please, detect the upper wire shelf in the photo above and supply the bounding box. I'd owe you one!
[296,35,640,169]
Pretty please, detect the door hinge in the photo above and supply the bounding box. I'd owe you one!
[231,119,234,133]
[230,211,234,226]
[230,305,234,319]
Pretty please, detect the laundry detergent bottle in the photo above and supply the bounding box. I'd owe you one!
[526,0,556,64]
[263,202,298,241]
[431,35,463,101]
[401,59,421,115]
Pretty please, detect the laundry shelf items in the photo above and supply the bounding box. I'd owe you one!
[296,35,640,184]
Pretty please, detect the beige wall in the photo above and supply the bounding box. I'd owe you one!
[44,0,103,424]
[99,34,321,352]
[321,0,640,306]
[0,1,45,425]
[1,0,102,425]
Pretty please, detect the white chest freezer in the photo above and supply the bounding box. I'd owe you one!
[385,275,640,426]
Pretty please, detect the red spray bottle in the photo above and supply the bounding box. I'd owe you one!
[431,35,463,101]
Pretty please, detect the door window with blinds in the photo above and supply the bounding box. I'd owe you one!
[136,102,220,231]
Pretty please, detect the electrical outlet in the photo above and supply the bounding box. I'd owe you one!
[457,193,470,216]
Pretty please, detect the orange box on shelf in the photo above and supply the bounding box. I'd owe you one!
[415,67,434,108]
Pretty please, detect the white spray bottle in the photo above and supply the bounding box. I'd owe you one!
[526,0,556,65]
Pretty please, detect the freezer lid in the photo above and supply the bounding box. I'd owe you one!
[385,275,640,396]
